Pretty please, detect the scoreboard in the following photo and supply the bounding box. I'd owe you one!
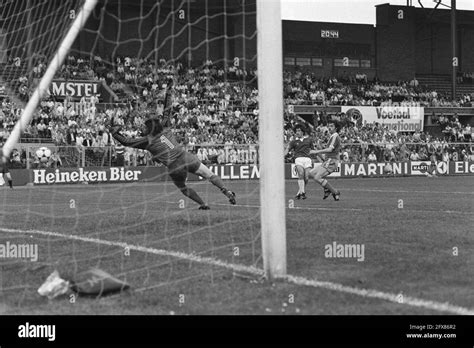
[321,30,339,38]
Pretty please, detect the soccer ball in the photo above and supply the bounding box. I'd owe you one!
[36,147,52,163]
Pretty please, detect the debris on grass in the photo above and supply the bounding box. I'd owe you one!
[38,270,70,300]
[38,268,131,299]
[69,268,130,298]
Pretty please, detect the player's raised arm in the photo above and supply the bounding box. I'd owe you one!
[163,78,174,120]
[111,131,149,150]
[108,117,149,150]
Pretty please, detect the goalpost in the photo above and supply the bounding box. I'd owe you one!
[1,0,98,161]
[257,0,287,279]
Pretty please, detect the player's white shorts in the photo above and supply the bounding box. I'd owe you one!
[294,157,312,169]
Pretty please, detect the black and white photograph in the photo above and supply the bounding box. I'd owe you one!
[0,0,473,346]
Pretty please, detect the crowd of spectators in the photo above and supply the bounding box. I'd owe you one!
[284,71,473,107]
[458,71,474,84]
[284,111,474,163]
[1,54,474,167]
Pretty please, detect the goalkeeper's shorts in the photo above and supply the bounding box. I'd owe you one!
[168,152,202,187]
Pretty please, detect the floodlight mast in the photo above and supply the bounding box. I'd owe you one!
[451,0,456,101]
[415,0,457,101]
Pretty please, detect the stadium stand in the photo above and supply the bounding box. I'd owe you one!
[1,54,473,169]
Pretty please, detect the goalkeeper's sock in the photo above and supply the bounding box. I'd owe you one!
[180,187,205,206]
[322,180,337,195]
[209,175,236,203]
[8,180,13,189]
[209,175,226,190]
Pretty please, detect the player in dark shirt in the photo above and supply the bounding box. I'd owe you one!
[0,148,14,189]
[285,124,314,199]
[110,117,236,210]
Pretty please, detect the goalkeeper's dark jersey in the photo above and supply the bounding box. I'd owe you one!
[112,128,185,167]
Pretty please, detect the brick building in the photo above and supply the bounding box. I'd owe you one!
[283,4,474,82]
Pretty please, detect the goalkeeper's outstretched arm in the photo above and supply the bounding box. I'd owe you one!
[110,129,149,150]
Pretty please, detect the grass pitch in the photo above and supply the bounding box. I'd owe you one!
[0,175,472,315]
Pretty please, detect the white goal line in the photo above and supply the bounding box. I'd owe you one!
[0,227,473,315]
[1,200,471,216]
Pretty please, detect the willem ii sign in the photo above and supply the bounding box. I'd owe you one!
[48,80,101,99]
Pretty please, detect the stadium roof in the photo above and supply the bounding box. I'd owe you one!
[103,0,255,12]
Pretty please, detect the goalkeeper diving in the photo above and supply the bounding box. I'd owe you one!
[108,80,236,210]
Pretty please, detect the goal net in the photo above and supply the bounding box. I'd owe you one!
[0,0,86,103]
[0,0,286,314]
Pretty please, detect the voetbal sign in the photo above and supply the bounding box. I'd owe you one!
[342,106,424,132]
